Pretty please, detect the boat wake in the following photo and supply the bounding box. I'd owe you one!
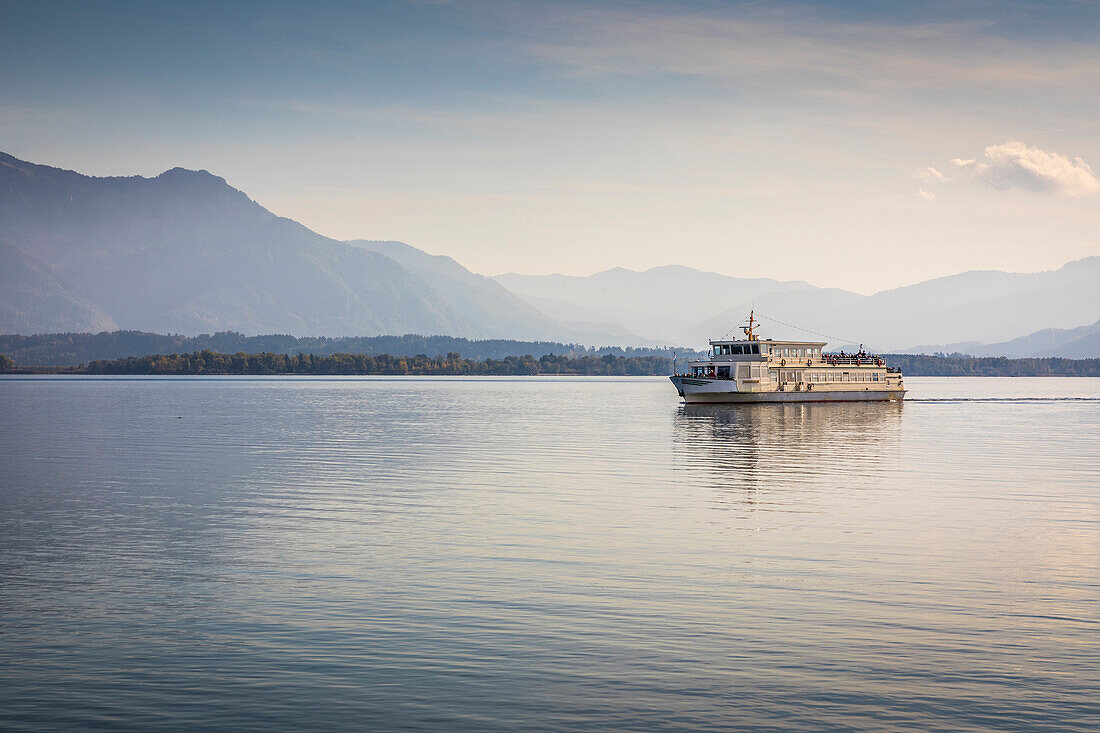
[906,397,1100,403]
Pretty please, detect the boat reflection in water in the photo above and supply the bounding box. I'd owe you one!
[672,401,904,505]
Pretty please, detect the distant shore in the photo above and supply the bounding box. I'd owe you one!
[2,350,1098,377]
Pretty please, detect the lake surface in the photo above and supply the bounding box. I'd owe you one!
[1,376,1098,731]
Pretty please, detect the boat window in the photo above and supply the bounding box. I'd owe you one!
[751,344,759,354]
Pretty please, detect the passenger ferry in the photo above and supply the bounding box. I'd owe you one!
[670,312,905,403]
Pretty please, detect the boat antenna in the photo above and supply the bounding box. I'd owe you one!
[751,311,881,353]
[741,310,758,340]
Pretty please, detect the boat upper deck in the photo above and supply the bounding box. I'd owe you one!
[691,339,890,369]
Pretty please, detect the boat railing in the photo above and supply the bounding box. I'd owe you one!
[820,354,887,366]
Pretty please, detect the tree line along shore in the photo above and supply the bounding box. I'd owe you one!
[0,331,685,368]
[1,350,1098,377]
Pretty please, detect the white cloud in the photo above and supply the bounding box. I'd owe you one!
[915,166,947,183]
[918,188,936,200]
[951,141,1100,196]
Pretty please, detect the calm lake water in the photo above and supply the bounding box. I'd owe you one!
[1,376,1098,731]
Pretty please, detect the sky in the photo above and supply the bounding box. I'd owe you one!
[2,0,1099,293]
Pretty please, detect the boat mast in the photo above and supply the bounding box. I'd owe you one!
[741,310,758,341]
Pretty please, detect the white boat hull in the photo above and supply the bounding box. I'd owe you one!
[670,376,905,403]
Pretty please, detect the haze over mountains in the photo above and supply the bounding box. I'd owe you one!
[2,152,1098,357]
[498,258,1100,354]
[0,152,611,343]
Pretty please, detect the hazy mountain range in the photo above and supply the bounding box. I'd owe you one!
[2,151,1098,357]
[903,318,1100,359]
[0,152,623,343]
[496,258,1100,355]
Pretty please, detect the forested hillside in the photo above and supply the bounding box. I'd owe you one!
[0,331,695,367]
[3,347,1096,377]
[81,351,673,376]
[882,354,1100,377]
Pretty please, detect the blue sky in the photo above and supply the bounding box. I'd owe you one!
[2,0,1098,292]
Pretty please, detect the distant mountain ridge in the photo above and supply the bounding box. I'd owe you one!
[904,318,1100,358]
[0,152,627,342]
[2,151,1097,356]
[496,258,1100,354]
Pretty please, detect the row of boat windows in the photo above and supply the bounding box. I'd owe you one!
[774,347,821,359]
[690,367,883,382]
[783,371,883,383]
[712,344,822,358]
[714,344,761,355]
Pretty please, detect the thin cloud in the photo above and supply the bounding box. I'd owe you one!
[951,141,1100,196]
[518,5,1100,97]
[915,166,947,183]
[917,189,936,201]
